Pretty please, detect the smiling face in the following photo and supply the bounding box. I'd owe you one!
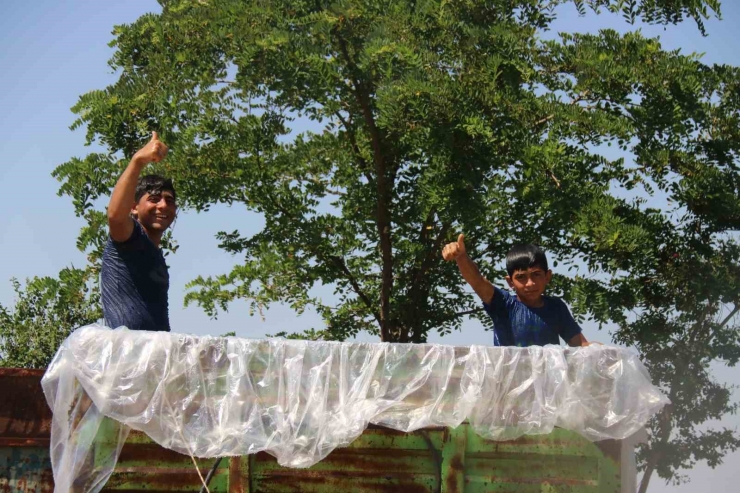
[506,267,552,306]
[132,190,176,234]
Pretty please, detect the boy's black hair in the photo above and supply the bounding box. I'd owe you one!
[506,244,548,277]
[135,175,176,203]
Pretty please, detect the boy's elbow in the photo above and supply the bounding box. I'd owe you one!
[568,333,589,347]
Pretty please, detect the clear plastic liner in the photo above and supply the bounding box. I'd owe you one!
[42,325,669,492]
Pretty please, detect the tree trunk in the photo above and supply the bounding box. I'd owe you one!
[638,450,660,493]
[638,403,674,492]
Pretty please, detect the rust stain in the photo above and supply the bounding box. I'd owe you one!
[444,452,464,493]
[0,369,52,442]
[105,468,215,489]
[99,491,190,493]
[253,447,434,472]
[100,490,206,493]
[449,454,464,471]
[0,369,46,378]
[484,475,598,486]
[256,469,426,480]
[255,471,433,493]
[419,431,442,493]
[0,438,50,447]
[0,448,54,493]
[228,456,244,493]
[116,443,197,464]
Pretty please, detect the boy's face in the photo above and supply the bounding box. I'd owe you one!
[132,191,177,233]
[506,267,552,304]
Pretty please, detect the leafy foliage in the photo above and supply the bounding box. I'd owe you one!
[0,267,101,369]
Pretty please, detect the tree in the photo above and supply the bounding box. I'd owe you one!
[0,267,101,369]
[52,0,739,488]
[615,241,740,492]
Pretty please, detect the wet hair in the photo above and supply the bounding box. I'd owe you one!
[135,175,176,203]
[506,244,548,277]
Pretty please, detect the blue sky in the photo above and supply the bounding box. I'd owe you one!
[1,1,738,491]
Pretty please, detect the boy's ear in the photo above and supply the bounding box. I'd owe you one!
[505,275,514,288]
[545,269,553,283]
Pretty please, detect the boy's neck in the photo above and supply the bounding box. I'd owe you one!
[140,222,163,247]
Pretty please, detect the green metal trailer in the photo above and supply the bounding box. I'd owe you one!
[1,368,637,493]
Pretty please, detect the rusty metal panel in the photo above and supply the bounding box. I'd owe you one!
[246,427,442,493]
[0,368,623,493]
[102,431,230,492]
[0,447,53,493]
[0,369,52,448]
[462,427,620,493]
[0,368,54,493]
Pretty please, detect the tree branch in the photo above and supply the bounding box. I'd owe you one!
[534,114,555,126]
[256,153,378,328]
[705,302,740,346]
[335,29,394,341]
[688,303,720,346]
[401,219,453,342]
[546,168,562,188]
[334,111,374,183]
[638,400,674,493]
[327,255,381,326]
[718,304,740,330]
[410,211,444,281]
[279,173,345,197]
[417,221,451,284]
[450,308,484,318]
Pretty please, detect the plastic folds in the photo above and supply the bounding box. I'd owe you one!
[42,325,669,492]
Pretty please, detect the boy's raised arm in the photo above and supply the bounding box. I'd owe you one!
[107,132,168,242]
[442,234,495,304]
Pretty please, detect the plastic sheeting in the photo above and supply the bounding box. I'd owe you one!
[42,325,669,492]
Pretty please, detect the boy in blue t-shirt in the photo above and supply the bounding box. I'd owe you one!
[102,132,175,332]
[442,235,590,347]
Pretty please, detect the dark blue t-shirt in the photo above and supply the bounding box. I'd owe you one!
[101,220,170,332]
[483,286,581,347]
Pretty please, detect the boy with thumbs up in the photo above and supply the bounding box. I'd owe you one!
[101,132,176,332]
[442,236,590,347]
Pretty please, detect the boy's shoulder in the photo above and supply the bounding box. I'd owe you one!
[105,220,156,253]
[542,293,565,303]
[541,294,574,318]
[493,285,515,302]
[494,288,562,306]
[492,289,570,315]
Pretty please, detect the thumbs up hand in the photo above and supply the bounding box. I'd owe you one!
[133,131,169,166]
[442,234,467,262]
